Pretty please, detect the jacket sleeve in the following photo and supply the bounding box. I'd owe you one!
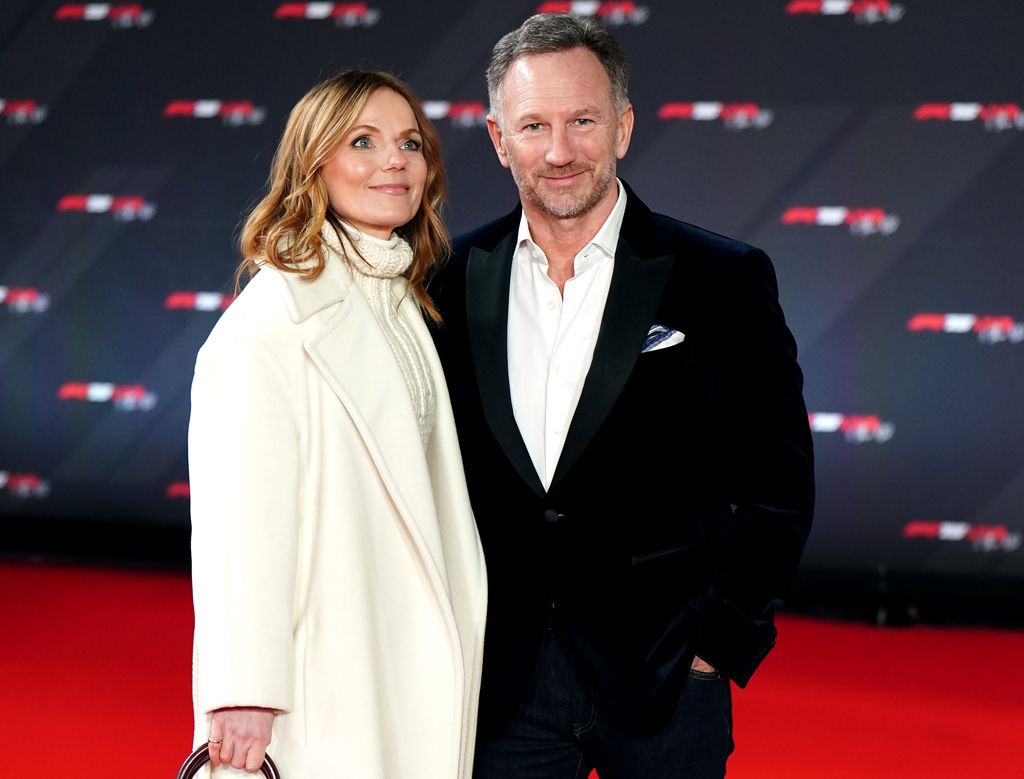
[694,247,815,686]
[189,333,301,713]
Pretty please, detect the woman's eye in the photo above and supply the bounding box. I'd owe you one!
[352,136,371,148]
[401,138,422,151]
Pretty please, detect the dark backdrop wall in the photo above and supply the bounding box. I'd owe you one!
[2,2,1023,600]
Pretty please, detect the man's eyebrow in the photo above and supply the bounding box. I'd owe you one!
[513,107,605,124]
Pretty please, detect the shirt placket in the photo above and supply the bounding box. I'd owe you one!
[539,268,563,486]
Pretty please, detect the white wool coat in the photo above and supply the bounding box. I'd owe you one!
[188,254,487,779]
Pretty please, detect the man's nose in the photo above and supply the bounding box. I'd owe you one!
[544,126,575,167]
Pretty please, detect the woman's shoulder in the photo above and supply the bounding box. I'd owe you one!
[236,264,292,306]
[198,268,298,354]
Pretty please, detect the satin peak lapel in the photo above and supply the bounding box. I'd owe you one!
[550,236,674,489]
[466,234,546,496]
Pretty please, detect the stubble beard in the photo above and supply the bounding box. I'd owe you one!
[510,159,616,220]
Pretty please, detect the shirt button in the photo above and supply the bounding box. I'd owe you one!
[546,300,556,311]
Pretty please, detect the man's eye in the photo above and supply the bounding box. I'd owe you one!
[574,118,593,126]
[401,139,422,151]
[524,123,543,132]
[352,136,372,148]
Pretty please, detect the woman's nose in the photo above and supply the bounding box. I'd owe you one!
[382,143,407,170]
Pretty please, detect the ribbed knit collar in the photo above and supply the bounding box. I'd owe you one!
[321,219,414,280]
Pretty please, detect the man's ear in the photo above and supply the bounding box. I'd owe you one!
[615,104,634,160]
[486,115,511,169]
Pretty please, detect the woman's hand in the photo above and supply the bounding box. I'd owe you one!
[208,707,276,772]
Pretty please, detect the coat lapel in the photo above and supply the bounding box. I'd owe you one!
[466,232,547,497]
[549,196,675,489]
[462,186,675,494]
[278,260,451,599]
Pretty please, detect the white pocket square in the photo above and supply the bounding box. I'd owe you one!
[642,324,685,353]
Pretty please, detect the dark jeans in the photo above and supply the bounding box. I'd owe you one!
[474,630,733,779]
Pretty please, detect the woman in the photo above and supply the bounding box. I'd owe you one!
[188,71,486,778]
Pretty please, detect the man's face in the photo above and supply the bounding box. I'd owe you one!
[487,47,633,220]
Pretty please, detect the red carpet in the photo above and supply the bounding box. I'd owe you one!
[2,561,1021,778]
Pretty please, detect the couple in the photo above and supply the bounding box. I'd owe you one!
[188,13,814,779]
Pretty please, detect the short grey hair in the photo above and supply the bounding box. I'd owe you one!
[486,13,630,125]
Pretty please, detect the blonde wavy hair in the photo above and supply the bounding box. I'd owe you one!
[238,71,449,322]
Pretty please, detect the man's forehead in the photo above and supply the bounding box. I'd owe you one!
[505,48,609,88]
[502,49,612,110]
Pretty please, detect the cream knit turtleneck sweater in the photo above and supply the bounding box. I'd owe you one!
[323,221,435,447]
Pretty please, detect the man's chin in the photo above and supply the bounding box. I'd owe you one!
[530,169,615,220]
[536,192,601,220]
[526,184,581,216]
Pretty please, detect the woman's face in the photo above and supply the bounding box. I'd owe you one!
[321,88,427,239]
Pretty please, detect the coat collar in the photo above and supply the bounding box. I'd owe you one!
[272,251,454,603]
[466,182,675,494]
[271,228,408,324]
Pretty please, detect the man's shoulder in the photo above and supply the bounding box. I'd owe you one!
[618,181,764,269]
[451,210,521,259]
[646,211,760,263]
[635,210,780,300]
[429,211,518,316]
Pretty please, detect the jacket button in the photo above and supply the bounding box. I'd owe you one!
[543,509,566,524]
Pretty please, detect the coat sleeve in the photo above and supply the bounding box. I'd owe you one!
[694,247,815,686]
[189,332,302,714]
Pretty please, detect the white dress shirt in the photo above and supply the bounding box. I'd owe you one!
[508,179,627,490]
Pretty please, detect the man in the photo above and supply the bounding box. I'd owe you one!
[430,13,814,778]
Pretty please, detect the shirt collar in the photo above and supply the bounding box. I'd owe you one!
[514,179,627,272]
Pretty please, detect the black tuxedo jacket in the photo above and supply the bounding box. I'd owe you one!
[430,182,814,736]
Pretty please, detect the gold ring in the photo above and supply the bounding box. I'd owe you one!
[208,738,222,744]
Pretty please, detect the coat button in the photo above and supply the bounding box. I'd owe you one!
[543,509,566,524]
